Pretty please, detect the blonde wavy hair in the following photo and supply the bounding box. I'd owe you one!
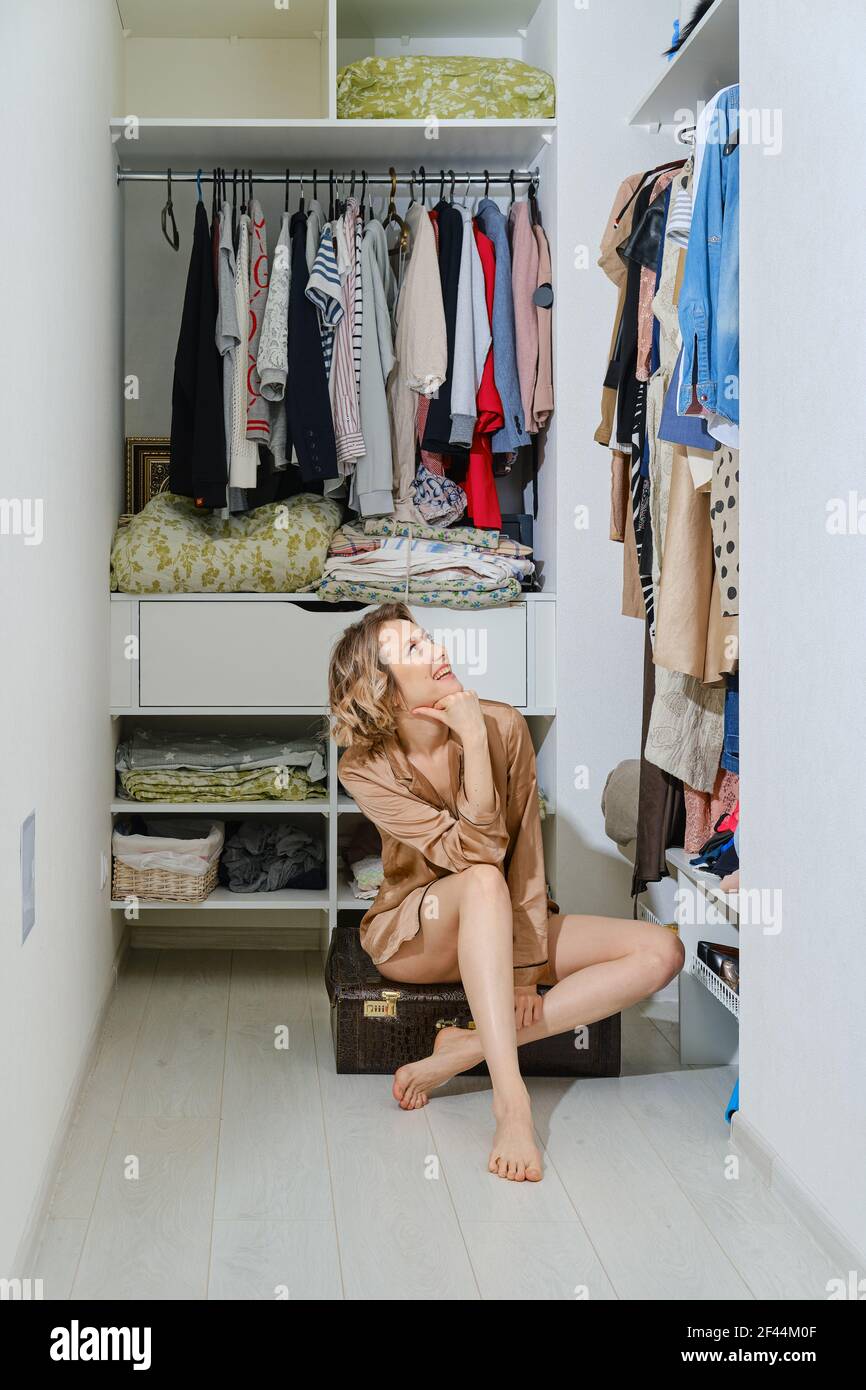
[328,602,415,756]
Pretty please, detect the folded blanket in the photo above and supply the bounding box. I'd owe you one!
[118,767,325,804]
[116,731,327,780]
[316,574,521,608]
[116,732,328,803]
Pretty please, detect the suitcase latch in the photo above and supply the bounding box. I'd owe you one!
[364,990,401,1018]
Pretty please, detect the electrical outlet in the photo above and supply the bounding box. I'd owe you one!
[21,811,36,943]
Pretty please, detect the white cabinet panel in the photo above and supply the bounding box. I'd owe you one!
[406,605,527,706]
[136,600,528,708]
[139,602,352,707]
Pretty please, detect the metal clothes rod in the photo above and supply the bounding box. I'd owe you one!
[116,168,540,186]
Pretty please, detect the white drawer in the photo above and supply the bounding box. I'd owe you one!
[135,600,527,708]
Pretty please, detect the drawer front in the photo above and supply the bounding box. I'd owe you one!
[405,605,527,707]
[137,601,527,708]
[139,602,355,706]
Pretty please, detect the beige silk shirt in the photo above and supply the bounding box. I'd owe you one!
[337,699,550,986]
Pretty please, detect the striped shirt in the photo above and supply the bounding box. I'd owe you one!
[305,224,343,378]
[331,198,365,469]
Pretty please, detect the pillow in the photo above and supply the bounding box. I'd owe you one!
[110,492,343,593]
[336,55,555,120]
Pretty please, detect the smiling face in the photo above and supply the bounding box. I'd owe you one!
[377,619,463,712]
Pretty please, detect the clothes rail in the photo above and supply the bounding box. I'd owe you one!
[116,168,541,187]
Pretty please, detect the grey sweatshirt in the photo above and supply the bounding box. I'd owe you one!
[349,219,397,517]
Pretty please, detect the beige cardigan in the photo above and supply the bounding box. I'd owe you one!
[387,202,447,520]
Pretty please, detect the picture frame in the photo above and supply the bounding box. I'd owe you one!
[124,436,171,514]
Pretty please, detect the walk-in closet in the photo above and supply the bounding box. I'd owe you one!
[3,0,866,1321]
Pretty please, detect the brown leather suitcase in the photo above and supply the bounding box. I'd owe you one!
[324,924,621,1078]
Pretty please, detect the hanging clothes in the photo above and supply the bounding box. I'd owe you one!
[420,199,465,455]
[306,222,343,378]
[329,197,365,472]
[508,199,540,434]
[349,218,397,517]
[461,221,504,529]
[475,198,530,455]
[245,196,270,446]
[448,203,491,450]
[225,213,259,490]
[169,199,226,509]
[214,199,240,508]
[387,200,447,521]
[532,218,554,430]
[256,208,292,469]
[285,209,338,484]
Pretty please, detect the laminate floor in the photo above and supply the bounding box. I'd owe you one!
[32,949,837,1300]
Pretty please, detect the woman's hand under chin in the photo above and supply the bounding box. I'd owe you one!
[413,689,487,744]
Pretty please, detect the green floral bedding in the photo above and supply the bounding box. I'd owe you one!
[336,55,555,120]
[110,492,343,594]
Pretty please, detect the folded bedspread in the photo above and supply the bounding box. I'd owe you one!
[110,492,342,594]
[336,55,555,120]
[115,732,328,803]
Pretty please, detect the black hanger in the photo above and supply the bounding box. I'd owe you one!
[285,168,290,213]
[240,169,248,216]
[408,169,416,207]
[161,168,180,251]
[613,159,686,228]
[231,168,238,245]
[528,173,541,227]
[298,171,306,215]
[210,166,218,226]
[385,166,409,253]
[509,169,516,206]
[328,169,335,221]
[312,168,318,204]
[438,169,445,202]
[360,169,367,216]
[483,169,490,199]
[419,165,426,206]
[248,168,255,204]
[448,169,455,204]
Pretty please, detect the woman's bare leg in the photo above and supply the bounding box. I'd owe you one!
[377,864,541,1181]
[392,911,685,1102]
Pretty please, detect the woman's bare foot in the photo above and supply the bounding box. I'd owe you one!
[392,1026,479,1110]
[489,1103,543,1182]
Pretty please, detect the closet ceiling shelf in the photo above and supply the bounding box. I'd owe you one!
[628,0,738,129]
[109,117,556,168]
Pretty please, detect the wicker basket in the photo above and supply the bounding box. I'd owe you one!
[112,857,219,903]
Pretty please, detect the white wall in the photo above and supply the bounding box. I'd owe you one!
[552,0,673,918]
[124,38,327,117]
[740,0,866,1259]
[0,0,124,1270]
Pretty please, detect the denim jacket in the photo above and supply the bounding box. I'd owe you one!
[677,84,740,425]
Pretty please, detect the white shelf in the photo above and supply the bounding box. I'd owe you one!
[336,868,371,912]
[688,951,739,1020]
[110,886,328,910]
[111,799,329,814]
[112,117,556,169]
[666,847,739,925]
[629,0,738,128]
